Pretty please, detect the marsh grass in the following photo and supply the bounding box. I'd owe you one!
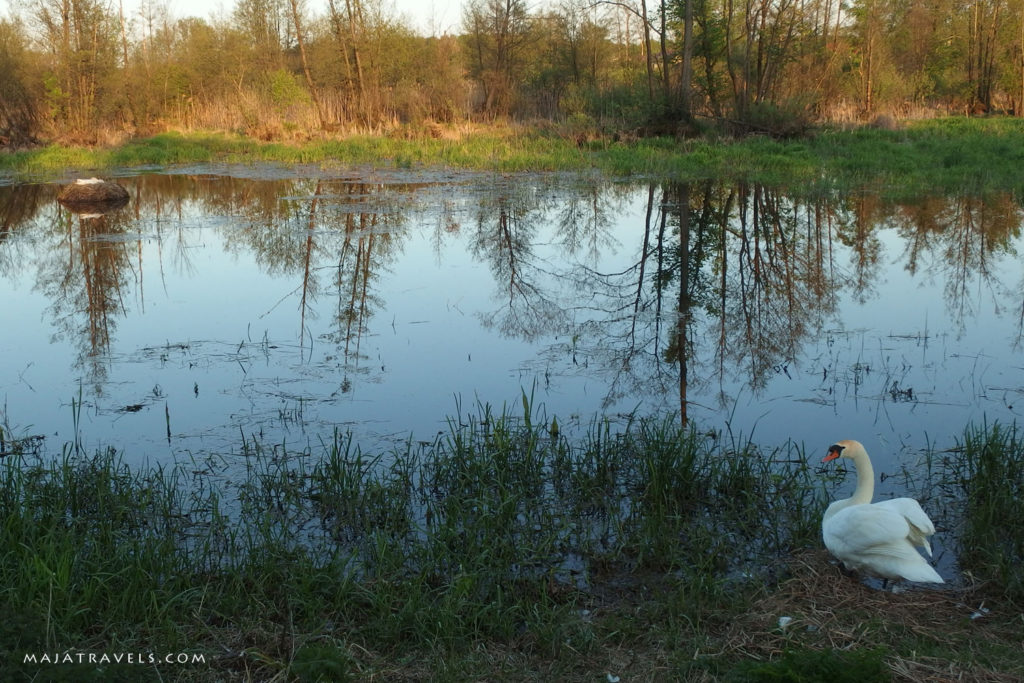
[914,422,1024,602]
[5,119,1024,199]
[1,404,1022,680]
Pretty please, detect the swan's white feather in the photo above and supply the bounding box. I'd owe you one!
[873,497,936,556]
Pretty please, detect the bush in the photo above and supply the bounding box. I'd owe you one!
[734,100,816,139]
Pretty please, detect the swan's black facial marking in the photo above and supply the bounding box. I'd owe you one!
[822,442,847,462]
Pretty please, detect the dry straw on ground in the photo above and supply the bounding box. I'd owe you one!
[726,549,1022,682]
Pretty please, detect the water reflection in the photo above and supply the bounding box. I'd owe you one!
[0,171,1021,472]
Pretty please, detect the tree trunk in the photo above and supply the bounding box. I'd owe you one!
[287,0,327,128]
[680,0,694,117]
[327,0,355,95]
[658,0,670,106]
[118,0,136,129]
[343,0,366,117]
[640,0,655,101]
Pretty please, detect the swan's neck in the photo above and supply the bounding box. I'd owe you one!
[849,450,875,505]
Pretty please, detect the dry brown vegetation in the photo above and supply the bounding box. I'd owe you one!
[732,550,1021,682]
[334,549,1023,681]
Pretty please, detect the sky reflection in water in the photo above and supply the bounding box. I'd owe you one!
[0,168,1021,488]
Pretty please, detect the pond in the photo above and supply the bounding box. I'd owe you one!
[1,166,1022,486]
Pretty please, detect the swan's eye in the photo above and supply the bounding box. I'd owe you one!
[828,443,845,455]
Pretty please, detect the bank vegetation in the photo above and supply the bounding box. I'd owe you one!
[2,0,1024,148]
[1,405,1022,680]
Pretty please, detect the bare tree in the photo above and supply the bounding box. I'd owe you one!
[286,0,327,128]
[463,0,534,116]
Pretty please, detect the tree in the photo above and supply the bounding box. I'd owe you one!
[286,0,327,127]
[233,0,287,74]
[462,0,534,117]
[679,0,694,115]
[325,0,367,113]
[28,0,122,138]
[0,18,42,145]
[965,0,1008,113]
[524,3,613,118]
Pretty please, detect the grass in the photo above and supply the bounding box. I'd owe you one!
[915,422,1024,601]
[1,397,1022,681]
[4,118,1024,199]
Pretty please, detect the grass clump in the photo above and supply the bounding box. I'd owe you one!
[956,423,1024,600]
[917,422,1024,602]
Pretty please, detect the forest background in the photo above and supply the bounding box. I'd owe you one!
[1,0,1023,147]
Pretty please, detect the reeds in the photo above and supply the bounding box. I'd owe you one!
[916,422,1024,602]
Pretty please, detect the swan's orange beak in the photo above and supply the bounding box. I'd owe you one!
[822,444,843,462]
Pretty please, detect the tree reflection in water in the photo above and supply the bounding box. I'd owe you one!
[0,171,1020,465]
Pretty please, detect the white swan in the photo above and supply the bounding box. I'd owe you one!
[821,439,943,584]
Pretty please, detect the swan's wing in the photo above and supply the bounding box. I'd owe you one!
[824,504,912,556]
[823,504,943,582]
[873,497,937,555]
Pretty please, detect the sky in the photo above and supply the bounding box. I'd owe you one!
[1,0,465,37]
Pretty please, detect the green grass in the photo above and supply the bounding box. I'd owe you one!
[916,421,1024,601]
[728,646,890,682]
[5,118,1024,199]
[1,398,1022,680]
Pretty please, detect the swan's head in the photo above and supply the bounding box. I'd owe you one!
[822,439,865,463]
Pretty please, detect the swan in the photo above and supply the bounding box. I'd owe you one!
[821,439,943,584]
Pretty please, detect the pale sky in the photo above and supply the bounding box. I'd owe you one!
[0,0,464,37]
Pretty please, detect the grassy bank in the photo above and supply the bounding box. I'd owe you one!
[1,401,1021,681]
[3,118,1024,199]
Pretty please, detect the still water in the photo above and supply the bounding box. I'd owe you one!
[1,166,1022,481]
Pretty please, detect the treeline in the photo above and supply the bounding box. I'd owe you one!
[1,0,1023,146]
